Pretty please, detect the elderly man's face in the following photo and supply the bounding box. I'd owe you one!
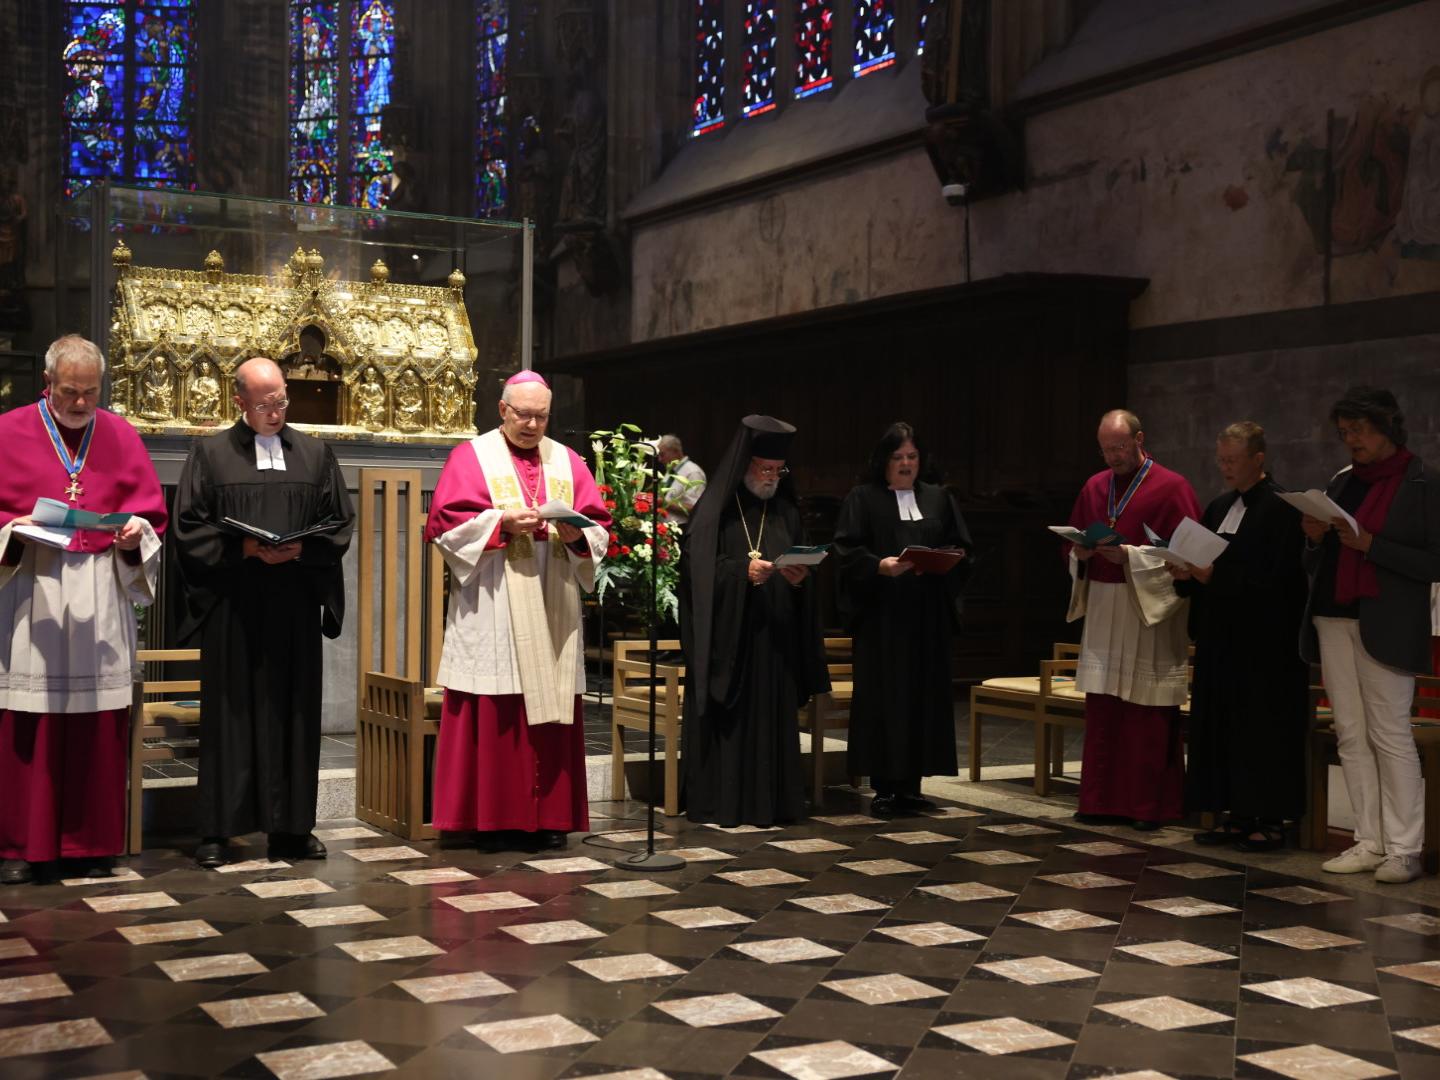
[1215,439,1264,491]
[498,383,551,449]
[46,359,103,430]
[1097,423,1145,476]
[744,456,787,500]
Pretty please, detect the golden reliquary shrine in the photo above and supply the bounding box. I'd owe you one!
[106,241,479,442]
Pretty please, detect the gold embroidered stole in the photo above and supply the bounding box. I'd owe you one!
[473,429,580,725]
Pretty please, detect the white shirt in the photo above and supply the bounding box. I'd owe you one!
[894,488,923,521]
[254,432,286,471]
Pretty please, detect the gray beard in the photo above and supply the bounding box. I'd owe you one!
[743,475,778,500]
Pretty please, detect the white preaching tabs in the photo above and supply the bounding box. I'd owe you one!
[254,433,286,471]
[1138,516,1229,569]
[1276,489,1356,534]
[895,489,923,520]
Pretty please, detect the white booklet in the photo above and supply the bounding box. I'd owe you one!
[1276,489,1358,534]
[536,498,600,531]
[11,522,78,549]
[772,544,830,568]
[1137,516,1230,569]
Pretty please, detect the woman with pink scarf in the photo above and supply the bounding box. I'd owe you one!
[1301,386,1440,884]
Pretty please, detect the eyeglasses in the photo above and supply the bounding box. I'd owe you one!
[249,397,289,414]
[503,403,549,424]
[1335,423,1370,441]
[751,464,790,478]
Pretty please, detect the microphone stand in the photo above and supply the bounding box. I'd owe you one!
[616,441,683,872]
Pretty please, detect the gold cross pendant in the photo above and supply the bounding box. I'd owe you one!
[65,476,84,502]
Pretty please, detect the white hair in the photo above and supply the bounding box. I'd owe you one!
[45,334,106,378]
[657,434,683,455]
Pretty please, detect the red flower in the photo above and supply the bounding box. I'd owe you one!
[606,544,619,557]
[658,547,670,561]
[644,537,653,545]
[655,523,668,536]
[603,500,616,510]
[659,508,670,518]
[598,484,612,494]
[620,545,631,555]
[608,530,618,542]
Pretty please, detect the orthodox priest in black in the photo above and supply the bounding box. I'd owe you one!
[1170,421,1309,851]
[173,357,354,868]
[679,415,829,826]
[834,422,973,816]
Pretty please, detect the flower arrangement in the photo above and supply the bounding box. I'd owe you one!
[590,424,683,627]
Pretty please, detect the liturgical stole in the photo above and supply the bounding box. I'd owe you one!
[473,429,581,726]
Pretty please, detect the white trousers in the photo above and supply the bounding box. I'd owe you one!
[1314,616,1423,857]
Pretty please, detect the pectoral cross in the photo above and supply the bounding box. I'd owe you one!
[65,475,84,502]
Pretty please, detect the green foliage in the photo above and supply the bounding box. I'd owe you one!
[590,425,682,627]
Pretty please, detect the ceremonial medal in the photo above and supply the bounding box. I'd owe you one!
[38,400,95,503]
[1106,456,1153,530]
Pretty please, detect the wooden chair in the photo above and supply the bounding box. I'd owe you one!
[1306,674,1440,874]
[354,468,446,840]
[610,639,685,816]
[798,636,856,806]
[968,642,1081,785]
[128,648,201,854]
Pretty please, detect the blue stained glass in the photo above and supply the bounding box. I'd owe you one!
[918,0,937,55]
[743,3,777,117]
[297,2,338,60]
[693,0,724,136]
[793,0,831,100]
[853,0,895,77]
[289,2,340,203]
[63,1,194,198]
[348,0,395,208]
[352,54,393,115]
[133,64,190,121]
[475,1,509,216]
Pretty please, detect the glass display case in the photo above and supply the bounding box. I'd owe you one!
[58,184,532,443]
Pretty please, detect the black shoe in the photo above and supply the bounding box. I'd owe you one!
[1131,820,1161,832]
[539,830,567,850]
[268,833,327,860]
[897,794,938,812]
[870,794,899,817]
[438,830,477,850]
[1074,812,1126,825]
[1,859,32,884]
[68,856,115,878]
[195,839,228,868]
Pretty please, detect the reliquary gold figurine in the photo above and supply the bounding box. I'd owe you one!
[106,241,479,442]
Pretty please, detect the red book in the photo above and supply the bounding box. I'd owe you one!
[897,546,966,574]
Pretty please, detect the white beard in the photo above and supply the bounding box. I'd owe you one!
[743,475,778,500]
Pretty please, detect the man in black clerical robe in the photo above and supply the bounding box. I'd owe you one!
[833,422,973,815]
[173,357,354,867]
[1170,421,1309,850]
[679,415,829,827]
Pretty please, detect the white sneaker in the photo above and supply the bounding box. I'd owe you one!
[1374,854,1421,884]
[1321,843,1384,874]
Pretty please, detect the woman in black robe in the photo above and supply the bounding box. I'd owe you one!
[1170,421,1310,850]
[834,422,973,816]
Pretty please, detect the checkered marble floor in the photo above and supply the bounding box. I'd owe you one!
[1,794,1439,1078]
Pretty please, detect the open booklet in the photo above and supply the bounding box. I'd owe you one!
[772,544,830,568]
[1275,489,1359,535]
[536,498,601,531]
[222,516,344,545]
[1137,517,1230,568]
[1047,521,1127,548]
[11,497,134,549]
[896,546,967,573]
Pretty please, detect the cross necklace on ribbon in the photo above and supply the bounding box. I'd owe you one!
[38,400,95,503]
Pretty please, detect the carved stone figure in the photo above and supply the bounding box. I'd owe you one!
[392,369,425,432]
[138,356,174,420]
[188,359,221,421]
[354,367,386,430]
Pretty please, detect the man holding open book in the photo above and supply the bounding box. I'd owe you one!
[1063,409,1200,831]
[173,357,354,868]
[0,334,166,883]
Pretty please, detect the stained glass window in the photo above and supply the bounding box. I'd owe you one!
[475,1,508,216]
[693,0,725,135]
[349,0,395,208]
[742,3,777,118]
[288,1,395,208]
[62,0,196,199]
[794,0,832,100]
[918,0,938,55]
[852,0,895,77]
[289,1,341,204]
